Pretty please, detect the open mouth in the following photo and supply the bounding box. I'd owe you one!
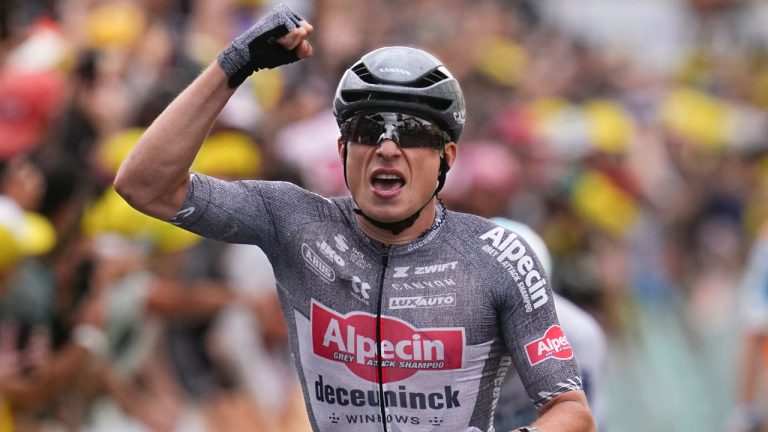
[371,173,405,193]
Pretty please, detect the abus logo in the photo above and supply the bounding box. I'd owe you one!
[302,244,335,282]
[524,325,573,366]
[389,294,456,310]
[311,302,464,383]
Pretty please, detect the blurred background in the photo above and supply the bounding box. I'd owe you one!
[1,0,768,430]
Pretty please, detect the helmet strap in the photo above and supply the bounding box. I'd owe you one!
[436,155,450,194]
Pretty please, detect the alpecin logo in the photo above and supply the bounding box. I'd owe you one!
[524,325,573,366]
[311,301,464,383]
[479,226,549,312]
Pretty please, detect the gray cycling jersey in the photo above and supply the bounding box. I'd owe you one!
[171,175,582,432]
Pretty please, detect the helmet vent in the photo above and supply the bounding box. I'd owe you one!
[352,63,373,82]
[353,63,450,88]
[416,69,450,87]
[340,90,452,110]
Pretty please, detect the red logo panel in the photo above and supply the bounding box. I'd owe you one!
[311,302,464,383]
[524,325,573,366]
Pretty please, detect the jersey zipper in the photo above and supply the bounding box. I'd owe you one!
[376,247,390,432]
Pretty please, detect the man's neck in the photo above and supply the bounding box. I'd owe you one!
[356,201,438,245]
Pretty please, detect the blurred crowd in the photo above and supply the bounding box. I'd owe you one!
[2,0,768,430]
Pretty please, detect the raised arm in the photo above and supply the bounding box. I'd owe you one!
[114,5,313,220]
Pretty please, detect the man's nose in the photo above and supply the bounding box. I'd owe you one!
[375,138,402,158]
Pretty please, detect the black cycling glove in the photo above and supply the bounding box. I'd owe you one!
[217,4,304,88]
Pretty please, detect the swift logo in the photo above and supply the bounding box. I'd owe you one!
[480,227,548,311]
[302,244,335,282]
[392,262,458,278]
[393,267,410,278]
[311,301,464,382]
[524,325,573,366]
[389,294,456,310]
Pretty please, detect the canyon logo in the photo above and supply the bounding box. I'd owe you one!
[311,302,464,382]
[524,325,573,366]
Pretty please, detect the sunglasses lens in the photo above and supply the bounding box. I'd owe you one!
[341,113,449,149]
[397,117,447,149]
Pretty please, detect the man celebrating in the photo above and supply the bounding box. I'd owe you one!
[115,4,594,431]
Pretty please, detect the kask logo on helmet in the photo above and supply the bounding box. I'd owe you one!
[311,301,464,383]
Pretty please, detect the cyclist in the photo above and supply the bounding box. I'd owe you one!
[491,218,606,431]
[114,4,595,431]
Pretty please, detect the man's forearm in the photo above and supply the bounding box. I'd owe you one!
[114,63,235,219]
[526,390,595,432]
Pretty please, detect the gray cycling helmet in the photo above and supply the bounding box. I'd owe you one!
[333,46,466,143]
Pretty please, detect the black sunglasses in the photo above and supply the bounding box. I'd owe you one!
[340,112,450,150]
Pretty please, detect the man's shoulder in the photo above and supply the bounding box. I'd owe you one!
[444,209,499,235]
[441,211,513,261]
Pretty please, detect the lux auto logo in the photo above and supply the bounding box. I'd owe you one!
[389,293,456,310]
[311,301,464,383]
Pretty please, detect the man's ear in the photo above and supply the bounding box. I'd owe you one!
[337,137,345,160]
[443,142,458,170]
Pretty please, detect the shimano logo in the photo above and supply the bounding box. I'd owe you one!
[378,67,412,76]
[302,244,335,282]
